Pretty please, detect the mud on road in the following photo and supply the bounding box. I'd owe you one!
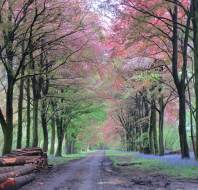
[20,151,198,190]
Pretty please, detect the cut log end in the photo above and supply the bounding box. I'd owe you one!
[0,148,48,190]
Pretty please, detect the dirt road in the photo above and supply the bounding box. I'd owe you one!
[21,151,198,190]
[21,151,106,190]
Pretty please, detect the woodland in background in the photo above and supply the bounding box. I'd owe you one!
[104,0,198,159]
[0,0,107,156]
[1,0,198,161]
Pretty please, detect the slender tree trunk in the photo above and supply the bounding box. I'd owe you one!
[50,117,56,155]
[153,107,158,155]
[187,71,196,157]
[149,122,154,154]
[17,67,25,149]
[26,78,31,148]
[30,44,40,148]
[64,131,67,154]
[41,100,48,152]
[66,137,72,154]
[142,93,150,153]
[32,99,39,147]
[149,99,158,154]
[126,132,131,151]
[178,92,190,158]
[71,140,75,154]
[189,99,196,156]
[158,111,165,156]
[56,117,64,157]
[158,95,165,156]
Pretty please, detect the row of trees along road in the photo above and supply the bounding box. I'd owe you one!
[102,0,198,159]
[0,0,106,156]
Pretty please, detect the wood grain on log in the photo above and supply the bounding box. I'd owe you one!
[0,174,35,190]
[0,165,35,183]
[15,174,35,189]
[0,165,32,174]
[0,148,48,189]
[0,158,26,167]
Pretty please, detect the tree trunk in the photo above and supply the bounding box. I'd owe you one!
[152,107,158,155]
[178,92,190,158]
[17,68,25,149]
[192,0,198,159]
[26,78,31,148]
[56,117,64,157]
[41,100,48,152]
[149,99,158,154]
[158,95,165,156]
[2,128,13,155]
[126,132,131,151]
[30,47,40,148]
[171,3,190,158]
[50,117,56,155]
[66,140,72,154]
[32,99,39,147]
[149,123,154,154]
[2,77,14,155]
[71,140,75,154]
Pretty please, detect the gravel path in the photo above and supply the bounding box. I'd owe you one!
[21,151,106,190]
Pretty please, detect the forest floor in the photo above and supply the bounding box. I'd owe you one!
[20,151,198,190]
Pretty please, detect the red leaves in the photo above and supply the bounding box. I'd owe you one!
[165,101,179,124]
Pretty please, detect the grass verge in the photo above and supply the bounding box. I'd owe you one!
[106,150,198,179]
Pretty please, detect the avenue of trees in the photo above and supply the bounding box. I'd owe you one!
[2,0,198,161]
[0,0,106,156]
[102,0,198,159]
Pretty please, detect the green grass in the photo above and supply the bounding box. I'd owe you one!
[48,151,94,166]
[106,150,198,179]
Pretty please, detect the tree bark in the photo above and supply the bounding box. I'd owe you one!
[55,117,64,157]
[17,67,25,149]
[41,100,48,152]
[50,117,56,155]
[2,76,14,155]
[152,100,158,155]
[178,92,190,158]
[158,95,165,156]
[30,46,40,148]
[171,2,190,158]
[149,98,158,154]
[32,99,39,147]
[192,0,198,159]
[26,78,31,148]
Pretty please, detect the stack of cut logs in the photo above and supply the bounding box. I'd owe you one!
[0,148,48,190]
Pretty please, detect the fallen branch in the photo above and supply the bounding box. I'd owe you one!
[117,162,142,166]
